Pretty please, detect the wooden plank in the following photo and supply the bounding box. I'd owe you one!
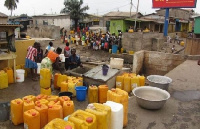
[191,39,199,55]
[185,38,193,55]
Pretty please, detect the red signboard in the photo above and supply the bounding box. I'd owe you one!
[152,0,197,8]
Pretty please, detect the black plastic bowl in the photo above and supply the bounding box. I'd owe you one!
[58,92,73,100]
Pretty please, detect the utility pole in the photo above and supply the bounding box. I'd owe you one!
[130,0,133,18]
[134,0,139,30]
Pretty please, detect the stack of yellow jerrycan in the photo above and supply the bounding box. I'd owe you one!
[116,73,145,93]
[24,109,40,129]
[69,110,97,129]
[40,68,51,95]
[11,98,24,125]
[88,85,98,103]
[3,67,14,84]
[86,103,111,129]
[35,104,48,129]
[44,118,75,129]
[0,70,8,89]
[107,88,129,127]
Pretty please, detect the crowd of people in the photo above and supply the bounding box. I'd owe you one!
[61,28,123,52]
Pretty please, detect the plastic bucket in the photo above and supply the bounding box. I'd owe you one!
[16,69,25,82]
[75,86,87,101]
[112,45,118,54]
[102,65,109,76]
[37,63,41,74]
[58,92,73,100]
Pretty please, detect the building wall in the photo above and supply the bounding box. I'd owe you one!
[185,38,200,55]
[157,9,190,20]
[122,32,163,52]
[32,15,70,30]
[0,17,8,24]
[27,25,60,39]
[133,50,185,75]
[194,17,200,34]
[110,20,125,35]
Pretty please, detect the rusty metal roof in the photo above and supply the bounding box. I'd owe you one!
[104,11,136,17]
[0,24,21,27]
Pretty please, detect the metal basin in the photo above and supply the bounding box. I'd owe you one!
[147,75,172,91]
[132,86,170,110]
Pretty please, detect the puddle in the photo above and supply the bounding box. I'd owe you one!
[172,90,200,102]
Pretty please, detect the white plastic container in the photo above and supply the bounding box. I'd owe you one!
[104,101,123,129]
[16,69,25,82]
[59,54,65,62]
[110,58,124,70]
[37,63,41,74]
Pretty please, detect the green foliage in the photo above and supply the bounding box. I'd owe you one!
[4,0,19,16]
[61,0,89,30]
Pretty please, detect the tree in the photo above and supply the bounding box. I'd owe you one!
[4,0,19,16]
[61,0,89,31]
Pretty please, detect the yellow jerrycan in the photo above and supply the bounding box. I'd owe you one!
[98,85,109,103]
[107,88,129,127]
[86,103,111,129]
[24,109,40,129]
[48,105,63,122]
[35,104,48,129]
[61,81,68,92]
[123,76,131,93]
[3,67,14,84]
[23,95,36,102]
[46,95,59,102]
[0,71,8,89]
[63,101,75,117]
[116,76,124,90]
[131,76,140,90]
[59,96,70,106]
[44,118,75,129]
[11,98,24,125]
[57,74,68,87]
[68,110,97,129]
[23,100,35,112]
[40,68,51,88]
[88,85,98,103]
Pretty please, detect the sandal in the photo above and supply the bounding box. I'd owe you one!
[32,77,38,81]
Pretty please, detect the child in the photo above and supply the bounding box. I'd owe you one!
[25,42,38,81]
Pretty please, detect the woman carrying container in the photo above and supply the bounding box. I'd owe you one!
[41,47,63,74]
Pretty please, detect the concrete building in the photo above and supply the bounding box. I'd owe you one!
[0,12,8,24]
[32,14,71,30]
[156,9,193,32]
[103,11,142,31]
[194,16,200,35]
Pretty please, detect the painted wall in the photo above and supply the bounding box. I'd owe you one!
[194,17,200,34]
[110,20,125,35]
[32,15,70,30]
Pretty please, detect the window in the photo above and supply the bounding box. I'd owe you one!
[93,21,99,25]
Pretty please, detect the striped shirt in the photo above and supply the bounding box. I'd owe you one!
[26,46,37,61]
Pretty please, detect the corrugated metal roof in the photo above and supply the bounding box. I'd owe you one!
[104,11,136,17]
[0,12,8,18]
[32,14,69,17]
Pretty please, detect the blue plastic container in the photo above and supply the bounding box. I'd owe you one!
[112,45,118,54]
[75,86,87,101]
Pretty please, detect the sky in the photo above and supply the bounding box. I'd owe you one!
[0,0,199,16]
